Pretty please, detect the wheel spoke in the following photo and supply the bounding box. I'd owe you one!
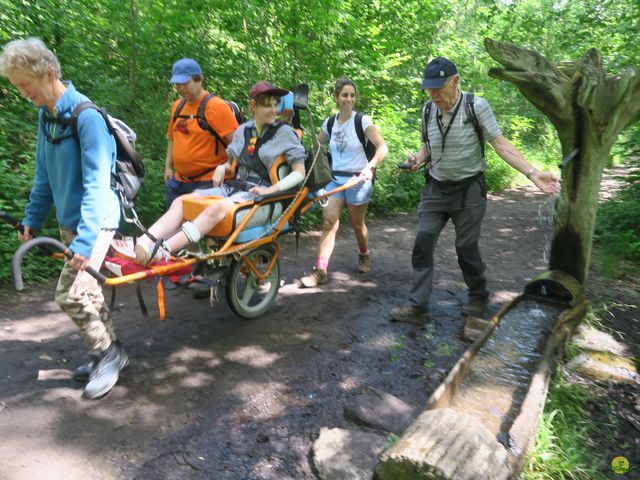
[226,245,280,319]
[240,275,256,304]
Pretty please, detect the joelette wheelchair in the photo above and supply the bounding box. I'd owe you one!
[9,84,362,320]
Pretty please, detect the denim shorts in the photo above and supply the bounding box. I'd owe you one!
[327,176,373,206]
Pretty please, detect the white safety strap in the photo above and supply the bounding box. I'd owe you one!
[181,221,202,244]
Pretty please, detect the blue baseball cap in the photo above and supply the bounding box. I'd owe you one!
[170,58,202,84]
[422,57,458,89]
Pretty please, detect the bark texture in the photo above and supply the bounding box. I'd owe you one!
[485,38,640,283]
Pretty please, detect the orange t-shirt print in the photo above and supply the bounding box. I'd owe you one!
[167,92,239,181]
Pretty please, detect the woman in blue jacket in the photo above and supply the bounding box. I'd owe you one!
[0,38,128,399]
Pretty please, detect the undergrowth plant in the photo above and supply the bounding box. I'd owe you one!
[593,127,640,279]
[524,369,606,480]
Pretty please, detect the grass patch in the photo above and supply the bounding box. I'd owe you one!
[524,369,607,480]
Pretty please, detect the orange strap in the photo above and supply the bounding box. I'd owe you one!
[156,277,166,321]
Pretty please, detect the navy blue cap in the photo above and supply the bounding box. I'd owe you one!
[421,57,458,89]
[170,58,202,84]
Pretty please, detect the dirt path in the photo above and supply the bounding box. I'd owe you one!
[0,180,621,480]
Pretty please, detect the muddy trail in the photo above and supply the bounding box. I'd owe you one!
[0,184,579,480]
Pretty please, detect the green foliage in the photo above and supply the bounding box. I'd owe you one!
[0,0,638,288]
[594,129,640,278]
[524,369,606,480]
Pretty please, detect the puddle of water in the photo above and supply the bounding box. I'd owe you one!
[449,299,565,435]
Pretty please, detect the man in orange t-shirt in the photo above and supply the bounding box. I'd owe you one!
[164,58,239,208]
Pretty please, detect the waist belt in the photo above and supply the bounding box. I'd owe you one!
[177,168,215,182]
[427,171,484,208]
[332,170,360,177]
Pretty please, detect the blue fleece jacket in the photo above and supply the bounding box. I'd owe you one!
[23,82,120,258]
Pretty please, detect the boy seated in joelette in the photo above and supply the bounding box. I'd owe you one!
[134,81,306,265]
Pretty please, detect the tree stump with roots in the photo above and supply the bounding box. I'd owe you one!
[484,38,640,284]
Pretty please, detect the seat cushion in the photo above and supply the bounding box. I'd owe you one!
[182,196,285,239]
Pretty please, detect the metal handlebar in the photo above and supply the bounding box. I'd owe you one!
[0,212,23,233]
[12,236,106,291]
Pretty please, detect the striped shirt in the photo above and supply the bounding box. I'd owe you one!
[425,91,502,182]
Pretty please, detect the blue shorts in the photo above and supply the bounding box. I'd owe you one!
[327,176,373,206]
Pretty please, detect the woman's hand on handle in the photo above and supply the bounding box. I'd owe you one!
[358,165,374,181]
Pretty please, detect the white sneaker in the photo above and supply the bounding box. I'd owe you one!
[134,241,170,265]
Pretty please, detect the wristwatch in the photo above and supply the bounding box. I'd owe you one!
[525,168,538,179]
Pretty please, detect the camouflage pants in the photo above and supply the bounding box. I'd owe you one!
[55,227,116,352]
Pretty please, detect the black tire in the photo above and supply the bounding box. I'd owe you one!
[225,245,280,319]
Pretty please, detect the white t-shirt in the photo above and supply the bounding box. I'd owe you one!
[321,111,374,175]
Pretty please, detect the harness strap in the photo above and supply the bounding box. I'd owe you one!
[156,278,166,321]
[174,93,228,155]
[421,92,485,163]
[241,122,283,183]
[136,282,150,319]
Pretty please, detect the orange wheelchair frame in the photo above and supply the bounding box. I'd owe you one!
[10,167,361,320]
[9,83,363,319]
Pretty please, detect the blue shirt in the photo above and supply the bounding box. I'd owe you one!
[23,82,120,258]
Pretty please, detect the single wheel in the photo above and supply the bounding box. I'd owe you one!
[225,245,280,319]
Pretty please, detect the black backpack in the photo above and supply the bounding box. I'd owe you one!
[69,103,145,210]
[326,112,376,176]
[421,92,485,160]
[173,93,245,155]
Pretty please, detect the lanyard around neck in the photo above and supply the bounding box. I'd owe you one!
[435,94,463,155]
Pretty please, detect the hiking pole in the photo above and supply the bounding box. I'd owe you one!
[12,237,106,291]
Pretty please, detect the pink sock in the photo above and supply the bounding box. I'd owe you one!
[359,247,369,254]
[317,256,329,270]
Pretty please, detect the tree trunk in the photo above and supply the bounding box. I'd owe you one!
[484,39,640,283]
[129,0,139,111]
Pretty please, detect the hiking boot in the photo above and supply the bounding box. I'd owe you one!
[462,296,489,317]
[390,305,431,325]
[358,253,370,273]
[299,267,328,288]
[72,352,101,382]
[83,340,129,399]
[73,349,131,382]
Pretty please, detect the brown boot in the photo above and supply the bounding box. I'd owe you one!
[390,305,431,325]
[300,267,328,288]
[358,253,370,273]
[462,296,489,317]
